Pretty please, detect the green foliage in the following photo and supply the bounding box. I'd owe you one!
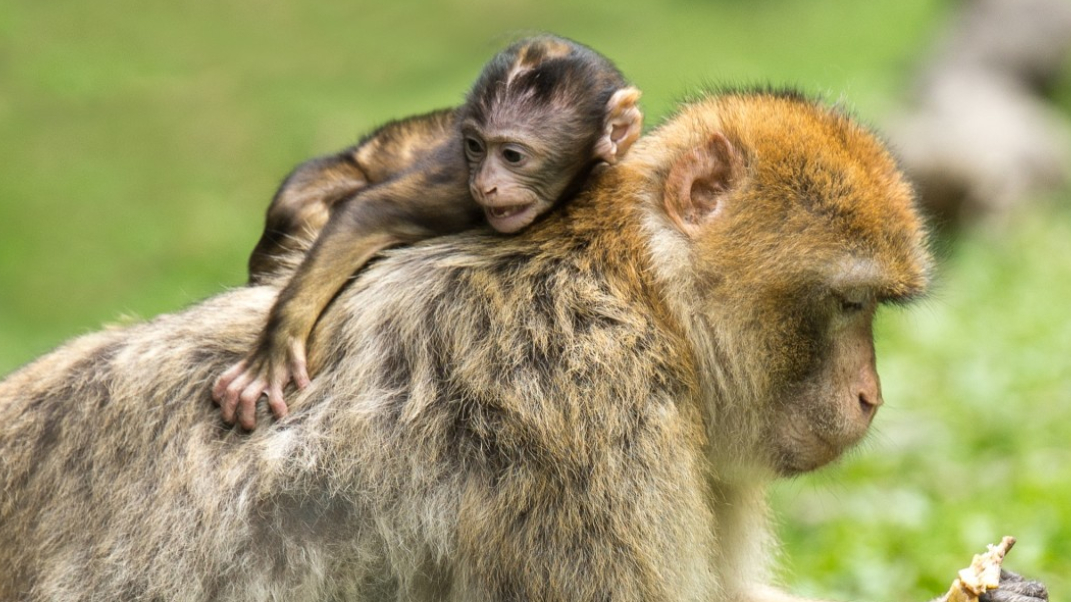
[1,1,1068,600]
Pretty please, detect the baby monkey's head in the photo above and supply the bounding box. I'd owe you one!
[460,35,642,233]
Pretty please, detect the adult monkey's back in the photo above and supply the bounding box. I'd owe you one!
[0,91,1044,602]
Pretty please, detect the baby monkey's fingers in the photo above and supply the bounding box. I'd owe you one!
[230,349,304,429]
[236,374,271,430]
[288,338,311,390]
[231,339,307,425]
[218,365,258,425]
[263,379,289,422]
[212,360,248,405]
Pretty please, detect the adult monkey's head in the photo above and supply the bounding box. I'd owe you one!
[629,91,932,476]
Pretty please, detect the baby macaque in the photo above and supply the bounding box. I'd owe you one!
[213,35,643,428]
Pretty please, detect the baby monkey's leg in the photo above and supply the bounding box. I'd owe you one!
[247,109,458,285]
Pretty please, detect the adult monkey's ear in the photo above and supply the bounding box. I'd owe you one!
[594,87,643,164]
[663,132,743,237]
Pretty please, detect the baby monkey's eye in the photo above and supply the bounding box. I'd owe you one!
[465,137,485,155]
[502,148,525,164]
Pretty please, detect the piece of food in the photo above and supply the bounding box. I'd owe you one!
[945,536,1016,602]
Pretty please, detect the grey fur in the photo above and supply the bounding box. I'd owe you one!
[0,235,713,600]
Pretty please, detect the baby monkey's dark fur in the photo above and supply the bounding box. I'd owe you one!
[215,35,642,428]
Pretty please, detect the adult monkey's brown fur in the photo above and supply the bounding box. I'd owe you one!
[216,35,642,428]
[0,91,1046,602]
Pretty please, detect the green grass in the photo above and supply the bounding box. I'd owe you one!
[2,1,1069,600]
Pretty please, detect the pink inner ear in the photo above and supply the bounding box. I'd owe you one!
[688,178,724,221]
[664,133,740,234]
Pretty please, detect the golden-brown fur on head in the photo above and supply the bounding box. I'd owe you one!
[633,89,929,271]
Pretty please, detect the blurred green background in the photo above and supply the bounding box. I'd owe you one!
[1,0,1069,599]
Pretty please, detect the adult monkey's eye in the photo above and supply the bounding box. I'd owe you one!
[466,137,484,155]
[839,296,867,313]
[502,149,524,164]
[841,300,865,312]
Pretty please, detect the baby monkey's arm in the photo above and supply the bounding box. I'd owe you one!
[214,139,479,429]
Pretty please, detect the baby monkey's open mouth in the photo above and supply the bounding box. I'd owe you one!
[487,204,530,219]
[484,203,537,233]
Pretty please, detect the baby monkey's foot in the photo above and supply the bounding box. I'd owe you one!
[211,339,310,430]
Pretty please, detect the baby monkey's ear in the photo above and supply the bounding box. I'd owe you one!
[594,87,643,164]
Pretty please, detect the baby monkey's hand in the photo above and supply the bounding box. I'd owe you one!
[212,336,309,430]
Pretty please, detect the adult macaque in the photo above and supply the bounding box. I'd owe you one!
[217,35,643,428]
[0,90,1046,602]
